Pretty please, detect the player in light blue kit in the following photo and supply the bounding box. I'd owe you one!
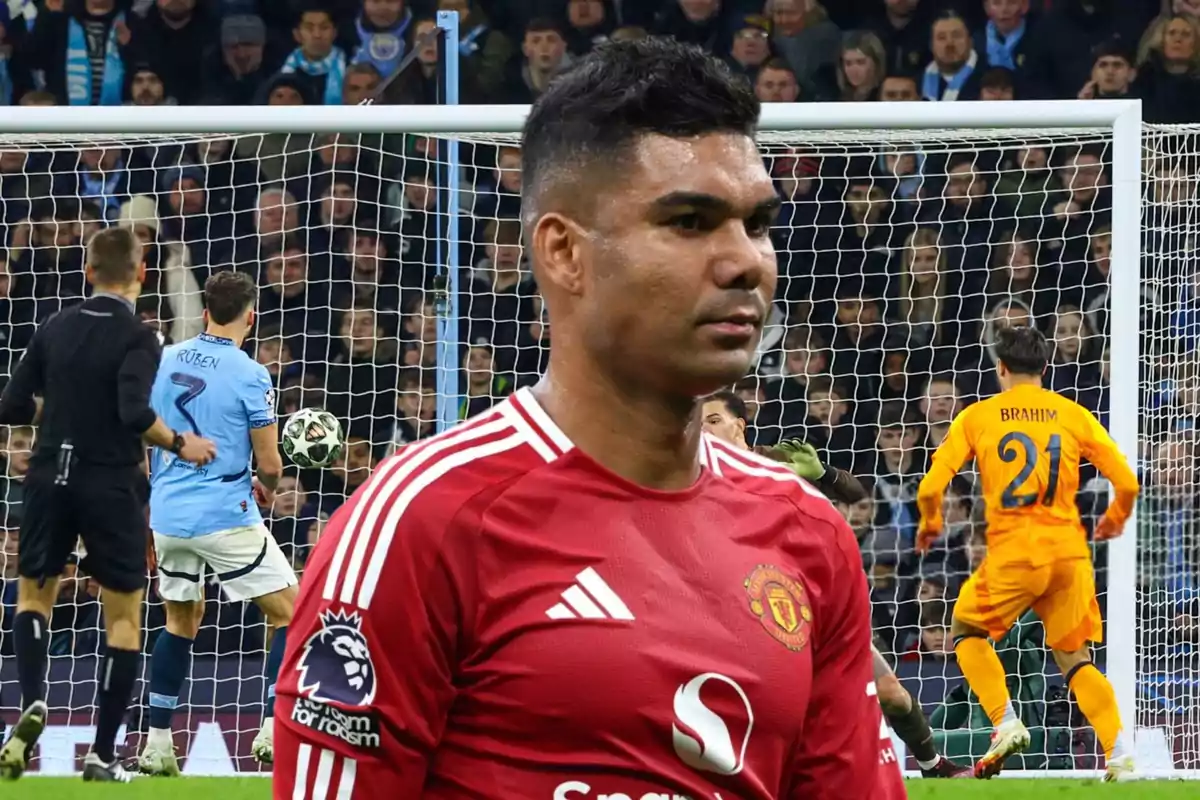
[138,272,290,774]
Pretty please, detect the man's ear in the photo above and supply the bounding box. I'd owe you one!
[736,417,747,438]
[531,212,587,297]
[136,261,147,284]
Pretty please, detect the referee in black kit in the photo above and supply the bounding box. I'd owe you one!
[0,227,215,783]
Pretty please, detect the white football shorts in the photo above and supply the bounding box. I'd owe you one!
[153,524,297,603]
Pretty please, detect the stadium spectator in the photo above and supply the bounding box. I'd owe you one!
[116,194,204,343]
[201,13,273,106]
[386,367,437,451]
[727,14,772,78]
[872,402,925,545]
[436,0,513,99]
[836,30,886,101]
[1134,13,1200,123]
[653,0,734,57]
[280,6,345,106]
[753,56,801,101]
[129,0,213,106]
[979,65,1016,99]
[879,70,920,100]
[1026,0,1156,100]
[563,0,613,56]
[348,0,412,81]
[502,17,568,103]
[0,426,32,530]
[767,0,840,87]
[1078,39,1136,99]
[868,0,930,76]
[27,0,133,106]
[923,10,982,101]
[973,0,1034,97]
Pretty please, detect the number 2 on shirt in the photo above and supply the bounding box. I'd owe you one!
[170,372,207,435]
[997,431,1062,508]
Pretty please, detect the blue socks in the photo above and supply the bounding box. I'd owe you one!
[264,627,288,718]
[148,632,193,730]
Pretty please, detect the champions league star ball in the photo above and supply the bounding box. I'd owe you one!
[282,408,345,469]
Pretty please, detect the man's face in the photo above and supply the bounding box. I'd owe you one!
[552,133,777,397]
[700,399,746,447]
[931,19,970,70]
[845,497,874,532]
[489,241,522,272]
[131,71,165,105]
[295,11,336,59]
[980,83,1014,101]
[343,70,381,105]
[337,439,374,487]
[273,475,305,517]
[257,192,296,236]
[266,249,307,297]
[170,177,205,215]
[770,0,803,36]
[6,429,32,476]
[732,26,770,67]
[269,84,304,105]
[363,0,404,27]
[497,150,522,193]
[569,0,604,28]
[157,0,194,19]
[523,28,566,71]
[415,20,439,66]
[352,235,384,276]
[922,380,959,423]
[990,306,1031,336]
[678,0,718,23]
[755,67,799,102]
[985,0,1027,30]
[1092,55,1133,94]
[880,76,919,101]
[224,41,264,76]
[1063,155,1104,198]
[323,183,356,224]
[1091,233,1111,274]
[945,163,984,206]
[877,424,909,454]
[1,529,16,578]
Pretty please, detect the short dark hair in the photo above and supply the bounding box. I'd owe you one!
[759,57,795,76]
[525,16,563,36]
[521,37,759,225]
[1093,38,1133,66]
[704,389,747,422]
[205,270,258,325]
[980,66,1014,92]
[994,325,1049,375]
[87,226,141,285]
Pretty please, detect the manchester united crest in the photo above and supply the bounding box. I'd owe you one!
[744,565,812,652]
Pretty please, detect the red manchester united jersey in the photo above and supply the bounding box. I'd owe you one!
[273,388,905,800]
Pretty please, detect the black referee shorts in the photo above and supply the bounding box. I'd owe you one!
[19,461,149,593]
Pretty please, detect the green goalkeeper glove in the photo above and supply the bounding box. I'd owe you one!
[773,439,826,482]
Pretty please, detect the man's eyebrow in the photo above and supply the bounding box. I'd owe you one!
[650,191,782,217]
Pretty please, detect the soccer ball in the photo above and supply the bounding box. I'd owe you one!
[282,408,345,469]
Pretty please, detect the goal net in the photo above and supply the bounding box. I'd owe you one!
[0,110,1189,779]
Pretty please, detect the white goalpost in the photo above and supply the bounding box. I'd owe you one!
[0,98,1189,780]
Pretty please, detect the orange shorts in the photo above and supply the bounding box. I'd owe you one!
[954,555,1102,652]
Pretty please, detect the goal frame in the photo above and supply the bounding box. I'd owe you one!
[0,97,1144,772]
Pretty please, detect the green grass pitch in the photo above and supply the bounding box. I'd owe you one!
[2,778,1199,799]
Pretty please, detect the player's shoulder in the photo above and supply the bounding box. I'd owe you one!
[703,434,840,519]
[343,394,570,531]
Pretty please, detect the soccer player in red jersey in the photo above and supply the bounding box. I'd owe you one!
[273,38,905,800]
[702,390,970,780]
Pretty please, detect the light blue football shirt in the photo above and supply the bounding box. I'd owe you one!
[149,332,276,538]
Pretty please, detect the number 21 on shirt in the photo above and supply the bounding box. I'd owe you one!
[997,431,1061,509]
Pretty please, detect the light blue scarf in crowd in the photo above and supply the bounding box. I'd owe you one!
[985,19,1026,70]
[922,48,977,101]
[353,10,411,78]
[282,46,346,106]
[66,13,125,106]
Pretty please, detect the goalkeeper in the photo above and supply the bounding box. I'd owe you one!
[702,390,971,779]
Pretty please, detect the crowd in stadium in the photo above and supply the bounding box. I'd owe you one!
[0,0,1192,721]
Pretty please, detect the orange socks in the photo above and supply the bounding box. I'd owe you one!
[955,636,1015,727]
[1068,663,1123,760]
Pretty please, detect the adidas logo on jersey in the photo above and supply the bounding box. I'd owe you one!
[545,568,635,621]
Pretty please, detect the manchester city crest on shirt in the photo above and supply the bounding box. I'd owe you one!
[297,608,377,706]
[743,565,813,652]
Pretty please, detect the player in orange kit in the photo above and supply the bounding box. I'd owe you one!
[916,326,1140,782]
